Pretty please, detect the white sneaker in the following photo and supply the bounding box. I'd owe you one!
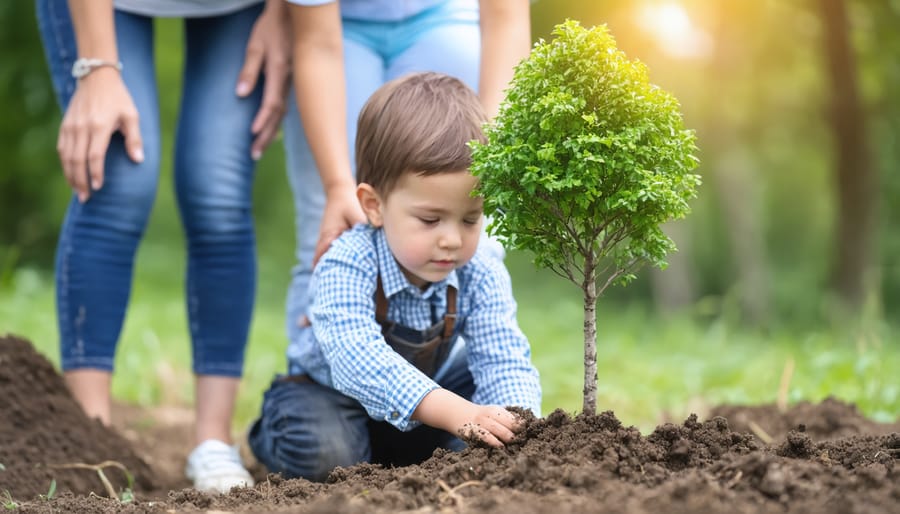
[185,439,255,493]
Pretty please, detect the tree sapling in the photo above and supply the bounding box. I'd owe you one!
[470,20,700,414]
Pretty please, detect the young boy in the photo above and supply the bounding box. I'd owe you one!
[248,72,541,481]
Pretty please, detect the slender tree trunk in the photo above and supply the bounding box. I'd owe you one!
[820,0,876,311]
[582,264,598,415]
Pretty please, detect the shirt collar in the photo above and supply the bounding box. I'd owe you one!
[373,227,459,298]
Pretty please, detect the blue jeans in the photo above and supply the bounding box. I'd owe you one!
[248,346,475,481]
[282,0,503,346]
[36,0,264,376]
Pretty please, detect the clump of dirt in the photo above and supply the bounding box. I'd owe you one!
[4,334,898,514]
[0,334,157,499]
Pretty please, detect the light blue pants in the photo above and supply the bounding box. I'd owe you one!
[36,0,264,376]
[283,0,489,346]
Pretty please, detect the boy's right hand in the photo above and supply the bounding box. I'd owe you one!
[456,405,523,447]
[412,389,523,448]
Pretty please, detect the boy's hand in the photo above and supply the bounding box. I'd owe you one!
[457,405,523,447]
[412,389,523,448]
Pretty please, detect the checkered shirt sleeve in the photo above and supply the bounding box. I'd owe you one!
[310,233,439,431]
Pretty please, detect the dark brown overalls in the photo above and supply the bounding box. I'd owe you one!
[374,277,458,378]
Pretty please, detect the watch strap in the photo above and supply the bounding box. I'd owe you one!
[71,58,123,79]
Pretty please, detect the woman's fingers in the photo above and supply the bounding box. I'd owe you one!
[120,109,144,164]
[56,72,141,202]
[87,123,111,192]
[236,38,263,99]
[66,123,91,202]
[250,103,284,159]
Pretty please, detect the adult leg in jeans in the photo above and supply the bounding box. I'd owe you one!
[282,36,383,347]
[176,4,263,447]
[36,0,161,425]
[283,4,505,343]
[384,10,506,260]
[248,379,371,481]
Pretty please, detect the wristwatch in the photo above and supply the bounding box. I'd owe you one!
[71,58,123,79]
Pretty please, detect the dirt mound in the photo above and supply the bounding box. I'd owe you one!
[0,334,158,499]
[4,334,898,513]
[152,409,897,514]
[711,398,900,442]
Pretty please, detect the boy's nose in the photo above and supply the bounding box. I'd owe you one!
[439,228,462,249]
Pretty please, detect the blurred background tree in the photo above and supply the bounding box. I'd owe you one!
[0,2,68,272]
[3,0,899,327]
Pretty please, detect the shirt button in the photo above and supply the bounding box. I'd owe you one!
[390,411,400,420]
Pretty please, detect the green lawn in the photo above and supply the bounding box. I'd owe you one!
[2,242,897,434]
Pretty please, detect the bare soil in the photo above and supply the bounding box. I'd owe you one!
[2,334,898,513]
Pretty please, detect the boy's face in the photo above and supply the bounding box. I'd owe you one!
[359,170,483,289]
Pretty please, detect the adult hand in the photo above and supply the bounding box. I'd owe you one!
[236,0,292,160]
[57,68,144,203]
[313,183,366,265]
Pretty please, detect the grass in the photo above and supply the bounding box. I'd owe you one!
[2,240,898,435]
[2,490,17,510]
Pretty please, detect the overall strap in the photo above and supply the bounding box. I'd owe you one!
[442,286,457,339]
[375,276,389,324]
[375,276,457,336]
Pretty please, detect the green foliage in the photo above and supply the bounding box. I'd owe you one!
[1,490,17,510]
[118,467,134,503]
[1,246,289,427]
[471,20,700,292]
[0,3,69,267]
[39,480,56,501]
[4,253,899,433]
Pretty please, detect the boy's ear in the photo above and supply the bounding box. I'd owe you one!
[356,183,384,227]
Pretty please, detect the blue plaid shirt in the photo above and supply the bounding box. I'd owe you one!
[286,224,542,431]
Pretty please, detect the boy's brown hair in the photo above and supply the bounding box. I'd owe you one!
[355,72,487,195]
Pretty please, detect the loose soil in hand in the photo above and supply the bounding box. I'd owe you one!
[2,334,898,513]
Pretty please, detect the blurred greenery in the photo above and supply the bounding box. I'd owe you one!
[4,250,897,432]
[1,1,899,429]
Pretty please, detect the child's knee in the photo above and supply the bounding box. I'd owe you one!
[249,380,370,481]
[250,414,367,481]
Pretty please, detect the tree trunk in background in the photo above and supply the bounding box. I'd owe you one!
[702,1,771,327]
[649,222,695,314]
[713,147,771,326]
[820,0,876,311]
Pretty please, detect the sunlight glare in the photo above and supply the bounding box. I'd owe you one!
[637,2,712,59]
